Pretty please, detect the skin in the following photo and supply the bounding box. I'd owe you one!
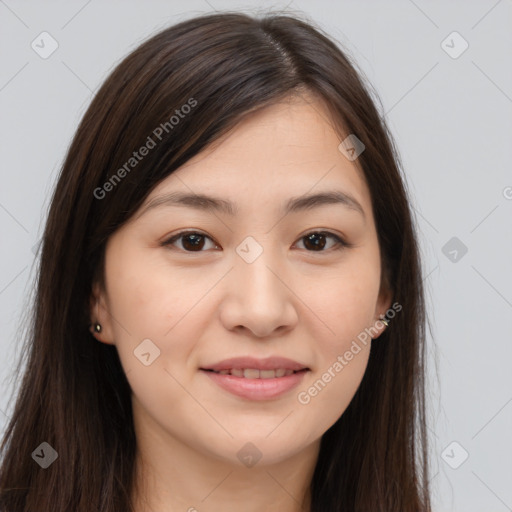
[90,93,392,512]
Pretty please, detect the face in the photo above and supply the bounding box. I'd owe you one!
[91,94,392,467]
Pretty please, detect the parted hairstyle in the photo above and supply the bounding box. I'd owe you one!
[0,11,432,512]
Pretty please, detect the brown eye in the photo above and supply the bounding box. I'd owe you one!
[296,231,347,252]
[163,231,218,252]
[162,230,348,254]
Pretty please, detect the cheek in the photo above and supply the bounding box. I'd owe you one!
[104,245,228,387]
[103,250,207,420]
[105,245,208,338]
[296,272,375,419]
[308,257,381,350]
[297,343,370,435]
[295,254,378,421]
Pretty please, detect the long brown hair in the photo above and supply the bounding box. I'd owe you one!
[0,11,432,511]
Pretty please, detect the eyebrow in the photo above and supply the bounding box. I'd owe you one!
[138,190,366,220]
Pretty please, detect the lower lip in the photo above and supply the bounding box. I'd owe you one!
[200,369,309,401]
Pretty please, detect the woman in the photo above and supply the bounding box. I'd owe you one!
[0,11,432,512]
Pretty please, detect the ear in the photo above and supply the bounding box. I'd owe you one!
[371,280,394,340]
[89,281,115,345]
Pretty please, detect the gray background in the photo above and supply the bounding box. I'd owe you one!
[1,1,511,510]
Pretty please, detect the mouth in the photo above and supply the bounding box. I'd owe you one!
[199,356,310,400]
[200,368,309,400]
[201,368,308,378]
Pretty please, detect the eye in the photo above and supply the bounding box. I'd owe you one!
[162,230,349,253]
[162,231,219,252]
[294,231,349,252]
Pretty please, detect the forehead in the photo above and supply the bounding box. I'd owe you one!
[146,95,371,218]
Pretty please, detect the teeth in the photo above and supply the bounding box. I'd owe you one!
[213,368,300,378]
[243,368,260,379]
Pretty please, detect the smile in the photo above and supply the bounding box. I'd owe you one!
[204,368,304,378]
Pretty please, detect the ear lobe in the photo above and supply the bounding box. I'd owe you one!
[89,282,115,345]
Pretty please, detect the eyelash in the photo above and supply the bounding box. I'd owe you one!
[161,230,351,254]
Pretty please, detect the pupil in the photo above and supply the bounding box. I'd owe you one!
[183,234,204,251]
[304,233,326,251]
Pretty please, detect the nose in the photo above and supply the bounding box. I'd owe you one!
[218,249,299,338]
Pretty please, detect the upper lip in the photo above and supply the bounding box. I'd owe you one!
[201,356,309,372]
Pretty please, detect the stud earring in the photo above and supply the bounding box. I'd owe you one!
[91,302,102,334]
[379,316,389,327]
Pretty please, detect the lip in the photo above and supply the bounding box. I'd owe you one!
[200,356,310,401]
[200,368,309,401]
[201,356,309,372]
